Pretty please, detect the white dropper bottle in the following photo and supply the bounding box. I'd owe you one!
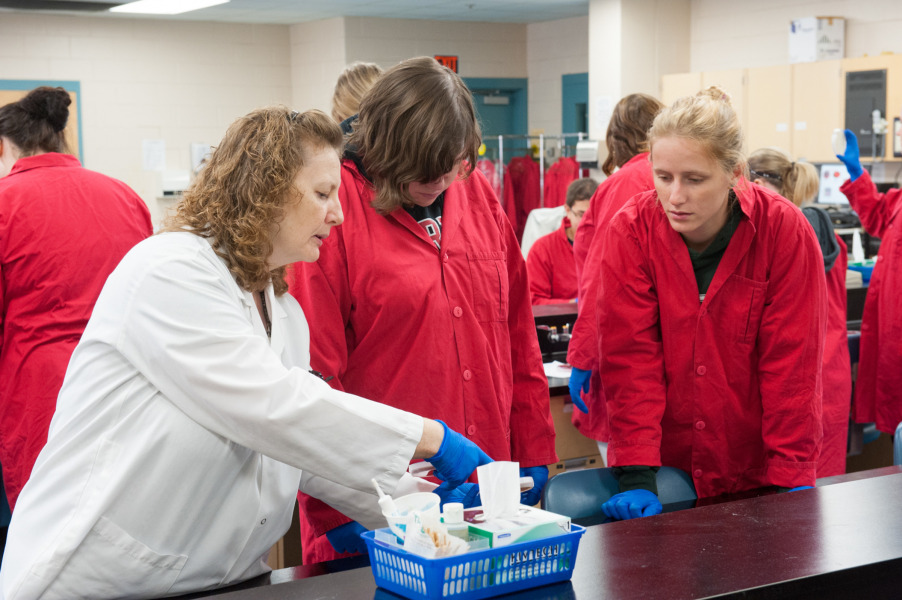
[372,478,399,517]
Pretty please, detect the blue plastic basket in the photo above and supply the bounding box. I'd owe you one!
[361,525,585,600]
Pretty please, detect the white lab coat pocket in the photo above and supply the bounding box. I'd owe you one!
[42,516,188,600]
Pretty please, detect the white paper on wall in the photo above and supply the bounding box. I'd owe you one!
[142,139,166,172]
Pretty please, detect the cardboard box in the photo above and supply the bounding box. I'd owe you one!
[464,505,571,548]
[549,394,603,462]
[789,16,844,63]
[548,454,603,479]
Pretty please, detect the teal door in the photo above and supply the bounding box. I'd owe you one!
[464,77,528,157]
[562,73,588,134]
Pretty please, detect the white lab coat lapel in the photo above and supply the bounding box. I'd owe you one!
[267,287,288,357]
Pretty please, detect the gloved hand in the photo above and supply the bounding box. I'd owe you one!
[601,489,662,521]
[519,465,549,506]
[837,129,863,181]
[568,367,591,413]
[788,485,813,492]
[428,420,493,488]
[325,521,368,555]
[434,482,482,508]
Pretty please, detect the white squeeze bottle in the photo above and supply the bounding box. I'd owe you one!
[441,502,470,541]
[852,230,865,264]
[832,128,846,156]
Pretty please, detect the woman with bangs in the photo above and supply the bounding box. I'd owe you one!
[290,56,556,563]
[596,88,826,521]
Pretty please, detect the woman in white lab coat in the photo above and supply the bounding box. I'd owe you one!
[0,107,490,600]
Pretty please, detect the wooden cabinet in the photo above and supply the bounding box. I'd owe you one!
[746,65,792,154]
[792,60,843,163]
[701,69,748,138]
[660,57,896,164]
[661,71,702,105]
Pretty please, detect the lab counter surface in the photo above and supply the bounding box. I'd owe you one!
[173,467,902,600]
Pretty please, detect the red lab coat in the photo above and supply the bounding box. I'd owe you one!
[503,155,541,243]
[818,233,850,477]
[599,183,825,497]
[543,156,580,209]
[840,172,902,434]
[0,153,152,509]
[567,152,655,441]
[290,161,557,563]
[526,218,578,304]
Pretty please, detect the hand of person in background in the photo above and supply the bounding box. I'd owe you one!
[519,465,549,506]
[434,482,481,508]
[429,420,493,488]
[568,367,591,413]
[325,521,368,555]
[837,129,863,181]
[601,489,662,520]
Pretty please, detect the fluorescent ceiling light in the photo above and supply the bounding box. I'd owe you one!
[110,0,228,15]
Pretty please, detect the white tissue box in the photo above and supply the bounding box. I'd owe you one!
[464,505,571,548]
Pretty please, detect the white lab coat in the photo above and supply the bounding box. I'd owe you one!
[0,232,424,600]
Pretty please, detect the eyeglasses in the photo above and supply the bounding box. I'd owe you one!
[287,110,299,122]
[749,169,781,183]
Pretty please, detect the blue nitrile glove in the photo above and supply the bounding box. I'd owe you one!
[837,129,863,181]
[601,489,663,521]
[325,521,368,555]
[434,482,482,508]
[568,367,591,413]
[429,420,493,488]
[788,485,814,492]
[519,465,549,506]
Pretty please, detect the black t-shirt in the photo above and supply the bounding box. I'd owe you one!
[687,192,743,301]
[404,195,444,249]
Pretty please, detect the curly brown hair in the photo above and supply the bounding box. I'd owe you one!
[163,107,342,295]
[349,56,481,214]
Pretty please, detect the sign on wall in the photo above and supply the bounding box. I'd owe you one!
[435,55,459,73]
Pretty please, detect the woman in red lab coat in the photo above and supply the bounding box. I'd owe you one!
[290,57,557,561]
[835,126,902,437]
[0,87,152,510]
[567,93,664,450]
[598,88,826,520]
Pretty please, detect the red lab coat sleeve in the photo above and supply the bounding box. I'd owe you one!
[840,171,902,239]
[755,214,825,488]
[288,200,357,539]
[495,196,558,467]
[599,218,667,466]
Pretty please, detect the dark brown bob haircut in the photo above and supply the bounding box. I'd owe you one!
[603,93,665,176]
[349,56,481,214]
[164,107,342,295]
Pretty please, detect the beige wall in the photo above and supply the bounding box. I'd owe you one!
[290,18,347,118]
[690,0,902,72]
[344,16,527,79]
[588,0,691,139]
[527,16,589,136]
[0,13,292,227]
